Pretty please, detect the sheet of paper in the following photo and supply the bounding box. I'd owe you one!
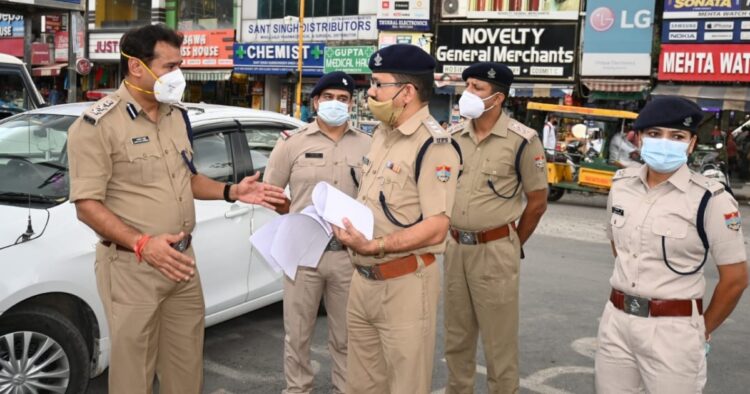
[301,205,332,236]
[312,182,374,240]
[271,214,331,278]
[249,216,283,273]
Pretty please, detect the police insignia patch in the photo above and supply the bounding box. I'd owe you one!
[534,155,545,169]
[436,165,451,182]
[724,211,741,231]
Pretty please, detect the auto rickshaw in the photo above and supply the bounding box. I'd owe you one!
[525,102,639,201]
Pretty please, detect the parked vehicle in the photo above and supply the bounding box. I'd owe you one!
[0,102,303,392]
[0,53,45,120]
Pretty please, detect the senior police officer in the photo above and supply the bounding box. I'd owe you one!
[67,24,285,394]
[596,96,748,393]
[332,44,460,394]
[443,62,548,393]
[263,71,371,394]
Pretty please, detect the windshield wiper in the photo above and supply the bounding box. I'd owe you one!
[0,192,64,203]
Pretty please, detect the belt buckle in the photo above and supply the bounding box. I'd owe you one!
[327,237,344,251]
[623,294,650,317]
[171,236,189,253]
[458,230,478,245]
[356,265,379,280]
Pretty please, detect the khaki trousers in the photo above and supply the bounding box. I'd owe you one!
[283,250,353,394]
[444,235,521,394]
[95,243,205,394]
[595,301,707,394]
[346,257,440,394]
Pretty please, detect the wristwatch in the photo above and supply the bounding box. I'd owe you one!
[223,183,236,203]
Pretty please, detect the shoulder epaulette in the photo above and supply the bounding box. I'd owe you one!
[349,126,370,136]
[612,166,641,182]
[448,122,465,135]
[82,95,120,125]
[422,117,450,144]
[280,126,306,140]
[690,172,725,196]
[171,102,188,112]
[507,119,537,142]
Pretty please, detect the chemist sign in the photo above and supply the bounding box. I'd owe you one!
[324,46,375,74]
[233,42,326,76]
[180,29,234,68]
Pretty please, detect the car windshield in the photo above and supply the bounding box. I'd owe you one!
[0,112,76,206]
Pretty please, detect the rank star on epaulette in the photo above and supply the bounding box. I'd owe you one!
[436,165,451,182]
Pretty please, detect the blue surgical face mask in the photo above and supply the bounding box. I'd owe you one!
[316,100,350,126]
[640,137,690,173]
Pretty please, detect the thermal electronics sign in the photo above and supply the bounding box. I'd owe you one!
[663,0,750,19]
[377,0,430,31]
[324,46,376,74]
[582,0,655,76]
[435,23,577,81]
[658,43,750,82]
[0,14,23,38]
[662,18,750,42]
[467,0,581,21]
[241,15,376,43]
[233,43,325,76]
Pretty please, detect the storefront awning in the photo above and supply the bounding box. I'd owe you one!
[32,63,67,77]
[651,84,750,111]
[582,79,650,93]
[510,84,573,98]
[182,69,233,82]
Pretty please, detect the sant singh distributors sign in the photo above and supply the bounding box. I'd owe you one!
[434,23,576,81]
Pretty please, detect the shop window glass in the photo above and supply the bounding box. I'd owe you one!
[344,0,358,15]
[257,0,358,18]
[178,0,233,30]
[95,0,151,29]
[329,0,343,16]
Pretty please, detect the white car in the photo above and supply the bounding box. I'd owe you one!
[0,102,302,392]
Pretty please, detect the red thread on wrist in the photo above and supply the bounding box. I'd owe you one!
[134,234,151,263]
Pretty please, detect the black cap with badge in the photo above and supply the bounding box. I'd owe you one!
[633,96,704,134]
[368,44,436,75]
[461,62,514,89]
[310,71,355,99]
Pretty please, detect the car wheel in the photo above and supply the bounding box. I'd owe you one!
[548,186,565,202]
[0,307,90,394]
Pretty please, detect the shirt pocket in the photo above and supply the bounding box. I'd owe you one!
[346,156,363,192]
[651,216,698,272]
[478,158,515,193]
[291,156,326,186]
[377,162,409,203]
[171,136,195,189]
[609,212,629,250]
[123,140,164,184]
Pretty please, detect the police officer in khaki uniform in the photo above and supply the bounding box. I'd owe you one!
[263,71,371,394]
[443,63,548,394]
[67,25,285,394]
[332,44,460,394]
[596,96,749,393]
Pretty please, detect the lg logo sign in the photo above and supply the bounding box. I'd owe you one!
[590,7,652,32]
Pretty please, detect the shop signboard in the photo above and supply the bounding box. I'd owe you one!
[377,0,430,31]
[324,46,376,74]
[180,29,234,68]
[663,0,750,19]
[233,42,326,76]
[89,32,123,61]
[378,31,431,53]
[658,43,750,82]
[1,1,84,11]
[241,15,377,43]
[54,30,85,62]
[31,42,51,65]
[581,0,655,76]
[662,18,750,42]
[0,14,23,38]
[434,22,577,81]
[465,0,581,20]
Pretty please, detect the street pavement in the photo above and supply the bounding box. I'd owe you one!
[88,193,750,393]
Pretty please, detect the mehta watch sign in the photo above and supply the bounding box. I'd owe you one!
[658,43,750,82]
[434,23,577,81]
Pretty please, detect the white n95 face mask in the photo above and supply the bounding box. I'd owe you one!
[317,100,350,126]
[459,91,499,119]
[153,68,186,105]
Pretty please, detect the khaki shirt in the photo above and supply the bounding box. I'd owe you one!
[606,164,747,300]
[68,83,195,237]
[263,120,371,213]
[450,113,547,230]
[354,106,460,266]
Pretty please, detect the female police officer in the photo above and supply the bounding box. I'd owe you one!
[595,96,748,393]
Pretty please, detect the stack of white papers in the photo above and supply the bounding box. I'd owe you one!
[250,182,374,279]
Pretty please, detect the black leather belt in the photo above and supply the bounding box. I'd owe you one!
[101,234,192,253]
[325,237,346,252]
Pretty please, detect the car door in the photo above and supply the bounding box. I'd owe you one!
[191,124,251,315]
[235,120,299,300]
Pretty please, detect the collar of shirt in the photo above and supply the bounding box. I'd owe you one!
[637,163,691,193]
[461,111,510,141]
[116,82,172,120]
[303,119,356,139]
[394,105,431,136]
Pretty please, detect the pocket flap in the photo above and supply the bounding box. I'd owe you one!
[480,159,512,176]
[651,218,688,238]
